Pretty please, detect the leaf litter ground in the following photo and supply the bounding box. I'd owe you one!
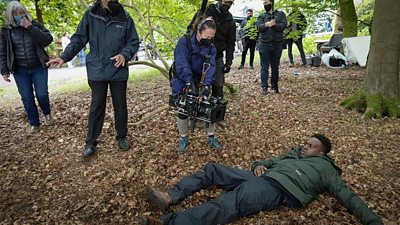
[0,64,399,224]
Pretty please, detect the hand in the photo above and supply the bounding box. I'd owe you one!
[2,74,11,82]
[21,17,32,29]
[200,86,210,99]
[46,57,64,68]
[182,83,191,94]
[253,165,267,176]
[110,54,125,67]
[270,19,276,27]
[223,64,231,73]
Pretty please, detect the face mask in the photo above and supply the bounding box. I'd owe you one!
[13,15,25,26]
[247,15,252,20]
[217,2,231,14]
[264,4,272,12]
[108,1,122,16]
[200,38,213,47]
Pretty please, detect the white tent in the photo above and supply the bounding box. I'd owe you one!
[341,36,371,67]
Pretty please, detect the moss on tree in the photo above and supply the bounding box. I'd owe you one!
[341,90,400,119]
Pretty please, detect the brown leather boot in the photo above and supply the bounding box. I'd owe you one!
[146,186,172,211]
[140,215,163,225]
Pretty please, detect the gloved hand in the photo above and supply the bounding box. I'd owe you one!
[182,83,191,94]
[200,86,211,98]
[223,64,231,73]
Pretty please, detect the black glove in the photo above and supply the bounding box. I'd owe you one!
[182,83,191,94]
[223,64,231,73]
[200,86,210,98]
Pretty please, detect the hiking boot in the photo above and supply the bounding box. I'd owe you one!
[44,114,54,126]
[82,144,96,157]
[271,87,280,94]
[208,136,222,150]
[118,137,129,151]
[261,87,267,96]
[178,136,188,154]
[249,65,254,70]
[27,125,40,134]
[216,120,227,129]
[140,215,163,225]
[238,64,244,69]
[146,186,172,211]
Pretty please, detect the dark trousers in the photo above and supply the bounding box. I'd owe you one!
[287,37,307,65]
[259,43,283,89]
[86,80,128,146]
[13,67,51,126]
[211,57,225,98]
[162,163,288,225]
[240,39,257,66]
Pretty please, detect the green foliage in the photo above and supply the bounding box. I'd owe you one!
[302,34,331,54]
[243,16,258,40]
[355,0,374,35]
[0,1,6,27]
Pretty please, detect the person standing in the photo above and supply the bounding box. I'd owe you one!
[285,7,307,67]
[171,17,221,154]
[0,1,54,134]
[238,9,258,70]
[47,0,139,157]
[257,0,287,95]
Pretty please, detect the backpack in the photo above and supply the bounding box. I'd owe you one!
[329,56,346,67]
[169,33,192,86]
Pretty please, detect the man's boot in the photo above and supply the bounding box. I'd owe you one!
[261,87,267,96]
[140,216,163,225]
[146,186,172,211]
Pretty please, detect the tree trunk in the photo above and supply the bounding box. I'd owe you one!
[34,0,43,24]
[341,0,400,119]
[338,0,358,37]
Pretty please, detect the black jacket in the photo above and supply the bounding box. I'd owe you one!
[0,20,53,75]
[60,1,139,81]
[257,10,287,45]
[188,4,236,66]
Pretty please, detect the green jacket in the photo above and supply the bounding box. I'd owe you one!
[251,147,382,225]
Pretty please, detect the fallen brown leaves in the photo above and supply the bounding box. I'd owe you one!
[0,64,399,224]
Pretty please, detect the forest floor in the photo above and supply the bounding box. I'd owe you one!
[0,62,399,225]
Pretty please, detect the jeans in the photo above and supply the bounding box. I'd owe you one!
[240,39,257,66]
[86,80,128,146]
[259,43,283,89]
[13,67,51,126]
[287,37,307,65]
[162,163,299,225]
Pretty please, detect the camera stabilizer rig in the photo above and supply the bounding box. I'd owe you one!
[170,91,227,132]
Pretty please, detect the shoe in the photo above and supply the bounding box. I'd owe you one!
[118,137,129,151]
[289,63,294,67]
[261,87,267,96]
[208,136,222,150]
[146,186,172,211]
[178,136,189,154]
[82,144,96,157]
[216,120,227,129]
[44,114,54,126]
[27,125,40,134]
[249,65,254,70]
[271,87,280,93]
[140,216,163,225]
[238,65,244,69]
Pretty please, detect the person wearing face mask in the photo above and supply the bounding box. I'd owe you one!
[0,1,54,134]
[257,0,287,95]
[238,9,258,70]
[171,17,221,154]
[46,0,139,157]
[187,0,236,129]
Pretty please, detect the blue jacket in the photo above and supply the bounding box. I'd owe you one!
[171,31,216,95]
[60,1,139,81]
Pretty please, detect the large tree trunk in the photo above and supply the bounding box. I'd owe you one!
[341,0,400,119]
[338,0,358,37]
[34,0,43,24]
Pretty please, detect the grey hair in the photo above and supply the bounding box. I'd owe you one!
[5,1,33,27]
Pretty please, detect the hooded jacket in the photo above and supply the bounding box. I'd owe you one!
[0,20,52,75]
[60,1,139,81]
[171,31,216,95]
[251,147,383,225]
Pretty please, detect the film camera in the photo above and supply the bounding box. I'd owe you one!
[170,91,227,124]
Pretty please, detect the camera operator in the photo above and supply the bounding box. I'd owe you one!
[171,17,222,154]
